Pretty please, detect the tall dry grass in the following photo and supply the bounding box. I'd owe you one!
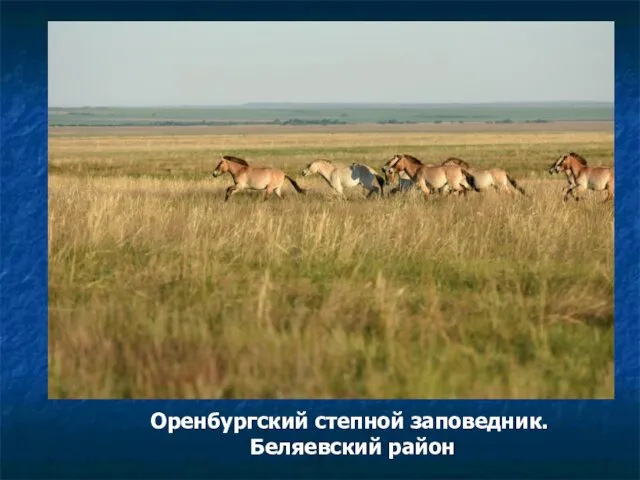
[49,161,614,398]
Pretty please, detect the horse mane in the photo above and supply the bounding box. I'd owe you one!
[402,154,424,165]
[222,155,249,166]
[442,157,471,168]
[568,152,588,166]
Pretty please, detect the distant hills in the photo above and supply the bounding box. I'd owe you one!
[238,101,613,109]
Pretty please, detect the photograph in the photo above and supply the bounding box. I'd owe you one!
[48,21,614,400]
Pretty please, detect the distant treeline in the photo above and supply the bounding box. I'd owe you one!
[377,119,550,125]
[50,118,350,127]
[50,117,554,127]
[486,119,551,124]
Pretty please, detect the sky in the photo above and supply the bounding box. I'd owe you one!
[48,21,614,107]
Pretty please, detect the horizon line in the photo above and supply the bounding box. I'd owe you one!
[49,100,614,109]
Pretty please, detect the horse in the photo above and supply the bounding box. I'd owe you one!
[441,157,527,195]
[380,155,416,195]
[300,159,385,199]
[381,154,479,198]
[381,155,450,196]
[212,155,307,201]
[548,152,614,202]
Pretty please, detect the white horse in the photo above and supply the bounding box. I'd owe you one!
[301,159,385,199]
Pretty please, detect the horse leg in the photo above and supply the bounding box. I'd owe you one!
[562,180,576,199]
[274,186,283,200]
[366,183,382,199]
[497,181,508,194]
[604,182,614,202]
[333,181,347,200]
[563,185,574,202]
[418,179,431,199]
[225,185,239,202]
[263,187,275,201]
[565,184,582,202]
[575,182,589,202]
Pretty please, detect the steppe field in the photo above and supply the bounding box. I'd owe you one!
[48,121,615,399]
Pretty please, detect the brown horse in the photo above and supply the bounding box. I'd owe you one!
[441,157,527,195]
[212,155,307,201]
[548,152,614,202]
[381,155,445,195]
[382,154,479,198]
[384,168,442,196]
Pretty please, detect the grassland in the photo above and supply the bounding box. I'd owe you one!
[48,102,613,127]
[48,123,614,399]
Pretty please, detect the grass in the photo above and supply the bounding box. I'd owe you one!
[48,126,614,399]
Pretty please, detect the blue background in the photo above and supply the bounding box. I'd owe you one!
[1,1,638,478]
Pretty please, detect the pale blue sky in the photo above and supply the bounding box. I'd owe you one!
[48,21,614,107]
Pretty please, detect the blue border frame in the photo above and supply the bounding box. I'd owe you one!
[1,2,639,478]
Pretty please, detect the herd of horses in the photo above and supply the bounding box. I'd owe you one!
[211,151,614,203]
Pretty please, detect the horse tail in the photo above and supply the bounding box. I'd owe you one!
[375,174,385,196]
[285,175,307,194]
[506,174,526,195]
[461,168,481,192]
[356,163,385,196]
